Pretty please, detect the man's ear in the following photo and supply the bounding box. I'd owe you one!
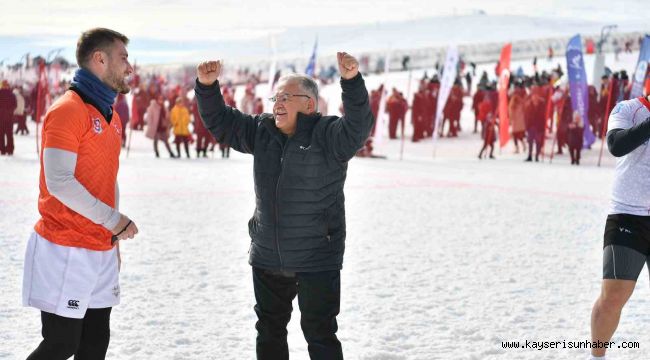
[309,97,317,113]
[91,50,106,66]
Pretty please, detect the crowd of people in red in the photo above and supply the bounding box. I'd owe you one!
[0,71,274,158]
[2,46,649,164]
[357,59,650,165]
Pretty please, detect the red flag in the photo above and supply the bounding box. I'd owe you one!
[35,60,50,157]
[35,60,49,124]
[498,43,512,147]
[602,78,615,137]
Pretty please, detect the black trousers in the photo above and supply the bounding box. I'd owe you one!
[253,267,343,360]
[27,308,111,360]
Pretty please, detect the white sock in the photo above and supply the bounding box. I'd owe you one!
[589,356,605,360]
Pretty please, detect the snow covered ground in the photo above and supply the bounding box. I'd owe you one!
[2,0,649,64]
[2,51,649,360]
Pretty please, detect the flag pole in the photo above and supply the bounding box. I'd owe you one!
[433,46,459,159]
[400,69,413,161]
[597,79,615,166]
[549,126,557,164]
[35,61,46,159]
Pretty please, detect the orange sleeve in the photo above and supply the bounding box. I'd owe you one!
[43,102,87,153]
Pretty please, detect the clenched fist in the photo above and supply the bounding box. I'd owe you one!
[337,52,359,80]
[111,214,139,242]
[197,60,222,86]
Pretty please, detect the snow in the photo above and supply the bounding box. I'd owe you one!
[2,1,649,64]
[1,50,649,359]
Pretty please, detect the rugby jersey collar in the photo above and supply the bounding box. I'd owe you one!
[69,86,114,123]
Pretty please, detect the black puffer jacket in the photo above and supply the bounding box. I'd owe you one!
[195,74,374,272]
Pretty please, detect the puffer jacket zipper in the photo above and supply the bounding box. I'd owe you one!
[274,138,290,270]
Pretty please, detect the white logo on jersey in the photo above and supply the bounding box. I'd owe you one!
[92,118,103,134]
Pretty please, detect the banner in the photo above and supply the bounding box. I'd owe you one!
[35,60,49,123]
[592,53,606,96]
[498,43,511,147]
[433,46,458,140]
[566,34,595,147]
[305,38,318,77]
[630,35,650,99]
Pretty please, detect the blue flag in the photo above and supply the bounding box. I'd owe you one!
[305,38,318,77]
[630,35,650,99]
[566,34,595,147]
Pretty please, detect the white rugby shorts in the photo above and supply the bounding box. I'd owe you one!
[22,232,120,319]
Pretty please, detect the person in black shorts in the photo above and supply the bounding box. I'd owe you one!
[589,95,650,360]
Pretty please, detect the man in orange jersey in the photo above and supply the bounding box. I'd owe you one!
[22,28,138,360]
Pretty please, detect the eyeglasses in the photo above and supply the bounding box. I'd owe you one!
[268,93,311,103]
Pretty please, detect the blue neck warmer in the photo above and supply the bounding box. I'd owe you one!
[71,68,117,117]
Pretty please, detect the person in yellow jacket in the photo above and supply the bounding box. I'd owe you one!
[170,97,191,158]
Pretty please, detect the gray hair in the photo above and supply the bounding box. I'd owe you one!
[278,74,319,111]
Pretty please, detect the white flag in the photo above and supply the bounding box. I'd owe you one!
[433,46,458,144]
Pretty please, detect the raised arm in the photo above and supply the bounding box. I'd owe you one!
[324,52,375,162]
[194,60,260,154]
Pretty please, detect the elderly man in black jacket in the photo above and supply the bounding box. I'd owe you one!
[195,52,374,360]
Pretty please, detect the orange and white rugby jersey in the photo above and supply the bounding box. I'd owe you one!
[34,90,123,251]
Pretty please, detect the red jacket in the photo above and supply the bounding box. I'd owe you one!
[192,100,211,138]
[427,83,439,121]
[524,94,546,132]
[0,88,17,124]
[587,85,600,123]
[370,89,382,119]
[472,89,485,115]
[488,90,499,115]
[477,98,493,122]
[386,94,408,120]
[411,91,427,124]
[443,85,464,120]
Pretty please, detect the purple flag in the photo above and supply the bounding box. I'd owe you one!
[305,38,318,77]
[566,34,595,147]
